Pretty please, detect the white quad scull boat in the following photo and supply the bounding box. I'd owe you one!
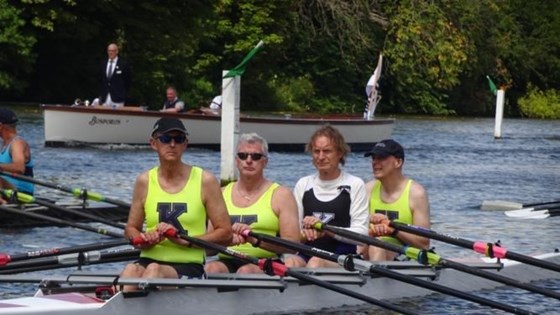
[0,252,558,315]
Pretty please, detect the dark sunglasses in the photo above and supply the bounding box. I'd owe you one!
[237,152,266,161]
[157,134,187,144]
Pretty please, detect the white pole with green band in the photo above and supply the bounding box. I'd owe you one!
[220,41,265,185]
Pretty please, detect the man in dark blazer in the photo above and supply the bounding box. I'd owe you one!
[99,43,131,107]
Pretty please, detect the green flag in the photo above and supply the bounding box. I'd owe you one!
[486,75,497,96]
[223,40,264,78]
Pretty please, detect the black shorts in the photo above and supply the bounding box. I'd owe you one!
[135,257,205,279]
[219,258,249,273]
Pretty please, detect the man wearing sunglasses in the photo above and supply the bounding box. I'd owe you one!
[205,133,300,274]
[121,117,232,290]
[284,125,369,268]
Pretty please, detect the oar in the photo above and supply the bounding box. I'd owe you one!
[244,231,534,315]
[315,223,560,301]
[0,248,139,274]
[0,239,131,266]
[505,207,560,218]
[0,170,131,208]
[0,236,146,274]
[513,209,560,219]
[390,221,560,273]
[163,228,415,315]
[481,199,560,211]
[0,204,122,238]
[1,189,126,229]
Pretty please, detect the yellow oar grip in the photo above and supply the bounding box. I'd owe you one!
[85,191,104,202]
[313,222,324,230]
[2,189,35,203]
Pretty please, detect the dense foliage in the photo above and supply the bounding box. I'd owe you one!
[1,0,559,118]
[518,85,560,119]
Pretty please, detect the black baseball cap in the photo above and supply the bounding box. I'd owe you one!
[151,117,188,136]
[0,108,18,124]
[364,139,405,160]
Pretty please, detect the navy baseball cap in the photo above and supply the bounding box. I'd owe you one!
[364,139,405,160]
[151,117,188,136]
[0,108,18,124]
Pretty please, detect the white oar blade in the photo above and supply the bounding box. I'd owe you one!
[504,207,536,217]
[506,210,550,219]
[481,200,523,211]
[521,213,550,219]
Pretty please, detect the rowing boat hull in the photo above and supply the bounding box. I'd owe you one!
[1,252,558,315]
[41,105,395,151]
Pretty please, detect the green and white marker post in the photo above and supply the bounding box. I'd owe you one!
[487,75,505,139]
[220,40,265,186]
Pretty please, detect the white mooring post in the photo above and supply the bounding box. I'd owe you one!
[220,70,241,185]
[494,89,505,139]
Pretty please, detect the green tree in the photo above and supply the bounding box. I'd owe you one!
[382,1,473,114]
[0,0,36,93]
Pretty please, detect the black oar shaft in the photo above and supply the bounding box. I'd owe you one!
[248,231,535,315]
[504,251,560,273]
[4,190,126,229]
[523,200,560,208]
[530,203,560,211]
[320,224,560,300]
[0,170,131,208]
[390,221,560,273]
[0,205,122,238]
[166,230,414,315]
[0,239,130,266]
[0,248,139,274]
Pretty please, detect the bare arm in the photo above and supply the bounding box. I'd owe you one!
[124,172,161,246]
[1,139,30,174]
[199,170,232,246]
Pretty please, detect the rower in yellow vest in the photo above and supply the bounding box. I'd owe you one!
[362,139,431,261]
[121,117,232,291]
[205,133,300,274]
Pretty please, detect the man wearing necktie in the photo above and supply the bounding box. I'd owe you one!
[99,43,131,108]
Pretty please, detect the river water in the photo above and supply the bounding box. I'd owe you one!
[1,106,559,314]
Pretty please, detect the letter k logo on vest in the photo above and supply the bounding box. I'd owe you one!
[158,203,188,235]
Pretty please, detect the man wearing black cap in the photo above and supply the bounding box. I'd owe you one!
[0,108,34,195]
[362,139,430,261]
[120,117,232,290]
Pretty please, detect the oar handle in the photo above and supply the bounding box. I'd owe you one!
[163,228,260,265]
